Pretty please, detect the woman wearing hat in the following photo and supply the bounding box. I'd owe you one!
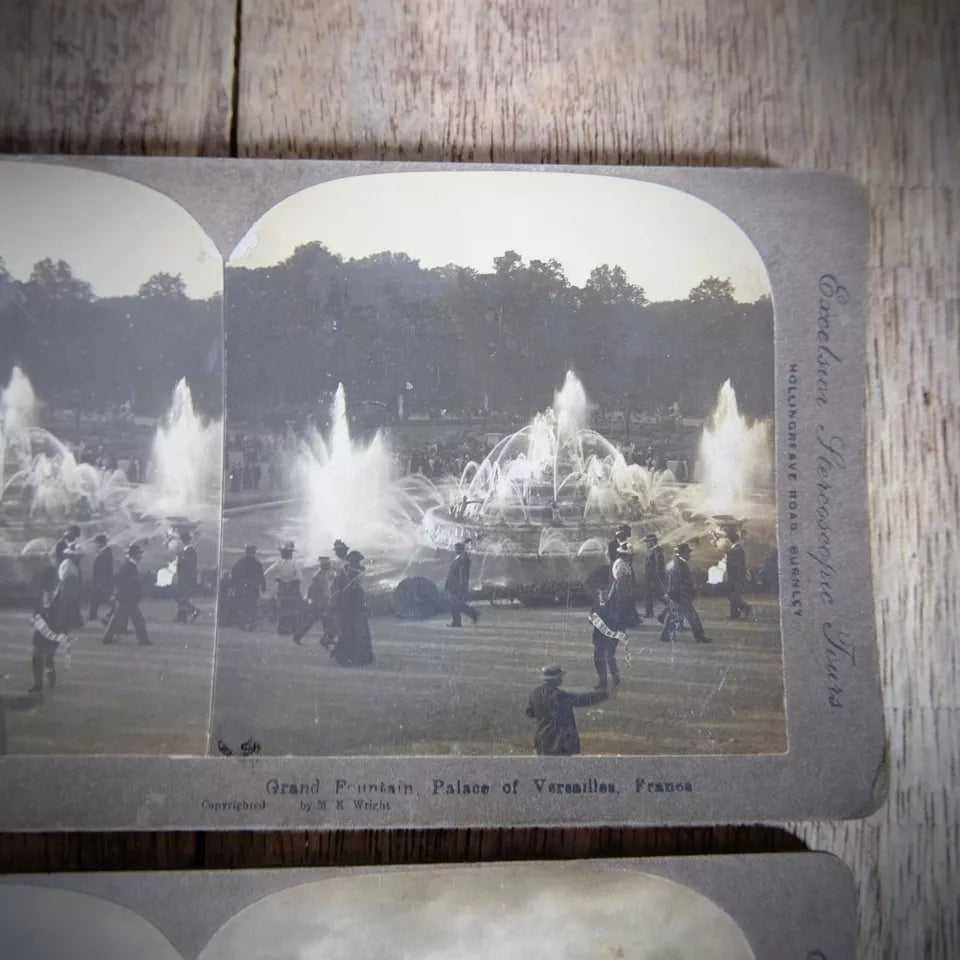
[328,550,374,666]
[606,523,632,567]
[53,525,81,567]
[264,541,304,637]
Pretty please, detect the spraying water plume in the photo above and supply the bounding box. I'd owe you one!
[695,379,772,514]
[297,384,443,556]
[139,378,222,516]
[0,369,222,586]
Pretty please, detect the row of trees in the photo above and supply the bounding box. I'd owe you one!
[0,258,222,418]
[226,243,774,424]
[0,246,775,429]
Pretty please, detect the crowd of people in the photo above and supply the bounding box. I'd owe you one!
[20,523,205,698]
[528,522,760,756]
[225,430,295,494]
[223,420,693,500]
[399,434,494,480]
[218,512,770,758]
[221,529,491,667]
[222,537,374,667]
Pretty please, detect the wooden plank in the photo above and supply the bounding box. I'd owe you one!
[231,6,960,956]
[236,0,958,185]
[0,0,236,155]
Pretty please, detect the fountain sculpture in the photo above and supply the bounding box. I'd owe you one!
[296,384,444,560]
[421,371,684,557]
[282,370,774,596]
[0,368,222,597]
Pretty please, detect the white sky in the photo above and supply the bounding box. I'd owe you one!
[0,161,222,298]
[231,171,771,303]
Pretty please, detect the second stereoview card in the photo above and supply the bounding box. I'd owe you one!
[0,855,856,960]
[0,156,884,829]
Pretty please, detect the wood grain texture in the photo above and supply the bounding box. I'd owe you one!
[233,5,959,955]
[1,1,958,957]
[0,0,235,155]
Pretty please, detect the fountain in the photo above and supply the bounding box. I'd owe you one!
[225,371,775,602]
[420,371,682,559]
[0,366,37,497]
[132,378,222,518]
[674,379,775,562]
[0,369,222,600]
[295,384,444,560]
[695,379,772,515]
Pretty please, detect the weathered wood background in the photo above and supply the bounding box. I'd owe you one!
[1,1,957,956]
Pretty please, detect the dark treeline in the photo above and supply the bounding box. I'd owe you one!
[226,243,773,425]
[0,258,222,418]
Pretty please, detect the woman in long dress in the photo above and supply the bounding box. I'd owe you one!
[329,551,374,666]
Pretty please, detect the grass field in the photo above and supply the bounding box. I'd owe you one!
[211,595,786,757]
[0,597,216,755]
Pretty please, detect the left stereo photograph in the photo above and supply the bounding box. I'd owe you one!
[0,160,223,756]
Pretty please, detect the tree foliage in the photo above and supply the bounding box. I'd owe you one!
[0,261,221,417]
[688,275,735,303]
[226,243,774,424]
[27,258,94,303]
[138,271,187,299]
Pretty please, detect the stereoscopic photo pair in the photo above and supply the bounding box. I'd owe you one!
[0,157,882,833]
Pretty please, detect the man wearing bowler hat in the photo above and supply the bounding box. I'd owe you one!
[445,541,479,628]
[642,533,667,619]
[89,533,114,622]
[103,543,150,646]
[231,544,266,631]
[660,542,712,644]
[725,528,752,620]
[525,665,608,756]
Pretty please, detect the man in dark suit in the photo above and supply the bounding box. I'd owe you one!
[174,528,200,623]
[642,532,667,618]
[526,665,608,755]
[660,542,712,643]
[89,533,114,621]
[230,544,267,631]
[103,543,150,646]
[725,529,752,619]
[445,541,478,627]
[29,565,70,694]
